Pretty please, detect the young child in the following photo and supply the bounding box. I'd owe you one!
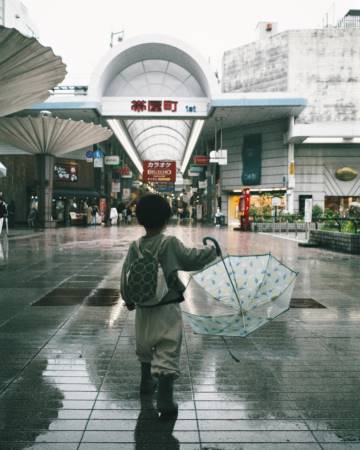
[121,194,217,417]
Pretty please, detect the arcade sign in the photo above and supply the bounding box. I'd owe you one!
[102,97,209,117]
[209,149,228,165]
[104,155,120,165]
[143,161,176,183]
[193,155,209,166]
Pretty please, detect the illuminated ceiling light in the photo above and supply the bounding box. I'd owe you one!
[107,119,143,173]
[180,119,205,174]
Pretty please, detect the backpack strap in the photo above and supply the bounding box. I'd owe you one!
[135,235,167,260]
[133,239,143,258]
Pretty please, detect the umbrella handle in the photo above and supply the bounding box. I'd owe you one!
[203,236,222,257]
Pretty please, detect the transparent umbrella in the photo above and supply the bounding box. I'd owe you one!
[183,237,298,337]
[0,161,6,177]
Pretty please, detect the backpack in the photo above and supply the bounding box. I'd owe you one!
[126,236,169,306]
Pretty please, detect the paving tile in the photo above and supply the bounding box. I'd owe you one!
[200,431,317,443]
[82,430,199,443]
[201,445,321,450]
[1,226,360,449]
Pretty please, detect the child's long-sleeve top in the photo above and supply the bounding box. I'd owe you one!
[120,233,217,306]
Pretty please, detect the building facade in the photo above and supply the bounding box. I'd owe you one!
[222,18,360,219]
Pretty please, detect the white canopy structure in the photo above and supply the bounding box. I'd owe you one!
[0,25,67,117]
[0,116,112,155]
[0,115,112,227]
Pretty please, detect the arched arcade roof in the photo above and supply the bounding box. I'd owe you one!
[88,34,219,100]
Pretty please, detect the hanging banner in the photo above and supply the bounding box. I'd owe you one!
[99,198,107,221]
[112,181,121,193]
[242,134,262,185]
[143,161,176,183]
[154,183,175,192]
[105,155,120,165]
[209,149,228,165]
[193,155,209,166]
[189,165,204,173]
[94,158,103,168]
[198,180,207,189]
[188,170,200,177]
[122,188,131,200]
[85,150,93,163]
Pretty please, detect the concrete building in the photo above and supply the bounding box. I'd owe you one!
[222,11,360,221]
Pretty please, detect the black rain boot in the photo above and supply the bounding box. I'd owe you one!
[156,374,178,418]
[140,363,157,394]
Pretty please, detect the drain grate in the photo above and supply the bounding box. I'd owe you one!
[32,288,92,306]
[32,288,121,306]
[85,289,121,306]
[290,298,326,308]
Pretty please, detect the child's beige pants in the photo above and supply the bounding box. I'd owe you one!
[135,303,183,378]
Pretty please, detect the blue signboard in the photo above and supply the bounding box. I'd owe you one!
[93,149,105,158]
[155,183,175,192]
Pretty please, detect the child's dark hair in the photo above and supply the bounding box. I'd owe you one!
[136,194,171,229]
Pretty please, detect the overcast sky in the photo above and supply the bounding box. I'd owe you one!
[23,0,357,85]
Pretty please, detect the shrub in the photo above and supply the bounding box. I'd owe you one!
[341,220,356,233]
[312,205,323,222]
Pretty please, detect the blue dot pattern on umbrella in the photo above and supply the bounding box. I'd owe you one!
[184,254,297,337]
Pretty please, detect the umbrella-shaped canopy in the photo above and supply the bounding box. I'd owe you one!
[0,26,67,117]
[0,161,6,177]
[0,116,113,155]
[184,252,297,337]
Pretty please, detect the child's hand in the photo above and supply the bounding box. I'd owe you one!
[124,302,136,311]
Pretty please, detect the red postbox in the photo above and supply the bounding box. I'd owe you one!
[236,188,251,231]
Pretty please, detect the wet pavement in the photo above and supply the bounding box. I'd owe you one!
[0,224,360,450]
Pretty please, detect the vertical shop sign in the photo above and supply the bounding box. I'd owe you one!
[99,198,107,222]
[242,134,262,185]
[112,181,121,193]
[122,188,131,201]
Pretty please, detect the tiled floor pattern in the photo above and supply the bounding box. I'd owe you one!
[0,225,360,449]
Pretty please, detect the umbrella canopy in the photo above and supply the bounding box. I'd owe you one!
[0,26,67,117]
[184,253,297,337]
[0,161,6,177]
[0,116,113,155]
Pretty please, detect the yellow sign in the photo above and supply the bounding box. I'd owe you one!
[289,161,295,176]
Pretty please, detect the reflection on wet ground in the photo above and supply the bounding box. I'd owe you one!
[0,225,360,449]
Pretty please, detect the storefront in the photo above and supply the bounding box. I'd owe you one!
[228,189,287,226]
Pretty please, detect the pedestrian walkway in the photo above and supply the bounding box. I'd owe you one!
[0,225,360,449]
[1,227,43,241]
[259,231,308,243]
